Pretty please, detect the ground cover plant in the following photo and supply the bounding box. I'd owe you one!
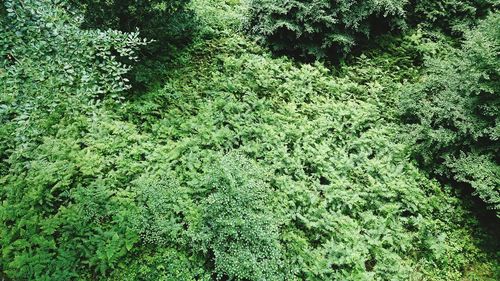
[0,0,498,280]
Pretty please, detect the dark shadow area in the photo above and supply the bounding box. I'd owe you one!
[437,174,499,257]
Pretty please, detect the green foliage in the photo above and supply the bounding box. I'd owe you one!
[193,153,283,280]
[246,0,408,59]
[1,0,498,280]
[245,0,499,59]
[0,0,150,279]
[132,173,190,246]
[76,0,195,52]
[0,112,149,279]
[0,0,148,145]
[120,31,496,279]
[411,0,499,35]
[109,248,210,281]
[190,0,246,38]
[400,13,500,214]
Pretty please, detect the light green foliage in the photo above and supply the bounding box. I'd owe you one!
[246,0,408,59]
[191,0,246,37]
[400,13,500,214]
[194,153,283,280]
[0,111,150,278]
[133,173,191,246]
[120,30,495,279]
[0,0,149,279]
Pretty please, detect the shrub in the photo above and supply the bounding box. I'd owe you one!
[246,0,408,59]
[245,0,499,60]
[400,13,500,214]
[0,0,149,278]
[410,0,499,35]
[193,153,284,280]
[0,0,147,143]
[76,0,195,53]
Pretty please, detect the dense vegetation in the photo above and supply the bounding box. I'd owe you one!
[246,0,407,59]
[246,0,499,59]
[75,0,194,53]
[0,0,498,280]
[401,13,500,213]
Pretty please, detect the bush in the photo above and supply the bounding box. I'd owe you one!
[193,153,284,280]
[76,0,195,53]
[411,0,499,35]
[0,0,147,139]
[400,13,500,214]
[0,0,148,278]
[246,0,408,59]
[245,0,499,60]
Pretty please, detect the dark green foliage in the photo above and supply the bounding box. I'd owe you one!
[411,0,499,35]
[246,0,408,59]
[400,13,500,214]
[246,0,499,59]
[76,0,195,52]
